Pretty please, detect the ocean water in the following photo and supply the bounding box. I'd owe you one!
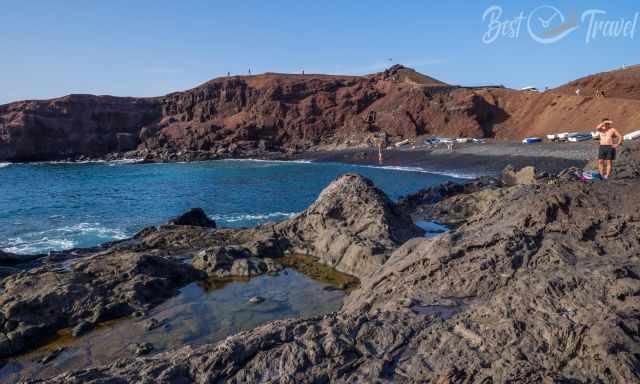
[0,160,463,254]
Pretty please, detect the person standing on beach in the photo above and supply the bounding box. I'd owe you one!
[596,118,623,179]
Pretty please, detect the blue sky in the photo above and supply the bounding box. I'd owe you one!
[1,0,639,104]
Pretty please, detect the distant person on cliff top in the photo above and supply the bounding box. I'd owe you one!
[596,118,623,180]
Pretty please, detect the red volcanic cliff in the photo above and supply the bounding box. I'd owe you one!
[2,64,639,162]
[0,95,159,161]
[140,66,501,160]
[0,65,500,161]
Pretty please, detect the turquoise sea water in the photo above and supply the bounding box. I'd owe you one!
[0,160,462,254]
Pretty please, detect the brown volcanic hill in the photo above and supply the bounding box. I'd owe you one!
[2,65,640,162]
[0,65,498,162]
[553,65,640,100]
[474,87,640,139]
[371,64,448,86]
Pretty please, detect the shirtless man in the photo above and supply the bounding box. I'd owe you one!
[596,118,623,179]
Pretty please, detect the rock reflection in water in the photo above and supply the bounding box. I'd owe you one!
[0,265,352,382]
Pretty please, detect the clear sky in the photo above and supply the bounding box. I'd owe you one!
[1,0,639,104]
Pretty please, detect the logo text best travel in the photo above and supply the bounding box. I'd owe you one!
[482,5,639,44]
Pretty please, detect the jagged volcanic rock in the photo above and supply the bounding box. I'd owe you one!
[270,173,423,277]
[0,175,420,360]
[167,208,216,228]
[37,171,640,383]
[0,252,202,358]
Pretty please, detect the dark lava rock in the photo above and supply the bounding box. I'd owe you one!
[0,173,418,360]
[397,176,499,214]
[71,320,93,337]
[39,347,66,365]
[41,174,640,383]
[128,342,154,356]
[0,253,202,358]
[501,164,538,186]
[270,173,423,277]
[0,266,20,279]
[0,250,41,267]
[192,247,282,278]
[168,208,216,228]
[189,174,421,279]
[144,318,166,331]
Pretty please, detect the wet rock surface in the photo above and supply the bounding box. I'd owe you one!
[34,151,640,383]
[0,252,203,358]
[0,173,411,362]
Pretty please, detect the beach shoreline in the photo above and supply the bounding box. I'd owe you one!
[1,141,597,179]
[299,141,595,177]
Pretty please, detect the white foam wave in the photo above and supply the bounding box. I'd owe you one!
[34,158,143,166]
[53,222,129,239]
[210,212,299,223]
[2,237,76,254]
[108,158,145,165]
[349,164,476,179]
[1,223,129,254]
[223,158,313,164]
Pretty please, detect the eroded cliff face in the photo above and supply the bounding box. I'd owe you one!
[4,64,640,162]
[0,95,160,161]
[0,66,506,162]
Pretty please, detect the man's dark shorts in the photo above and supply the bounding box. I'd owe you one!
[599,145,616,160]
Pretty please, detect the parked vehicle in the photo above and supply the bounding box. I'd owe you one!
[568,133,593,142]
[423,137,440,145]
[624,130,640,141]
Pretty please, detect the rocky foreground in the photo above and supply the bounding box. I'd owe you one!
[0,174,420,361]
[2,144,640,383]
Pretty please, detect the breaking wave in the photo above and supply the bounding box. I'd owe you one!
[350,164,476,179]
[210,212,299,223]
[1,223,129,254]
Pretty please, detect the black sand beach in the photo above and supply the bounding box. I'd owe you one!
[302,141,595,177]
